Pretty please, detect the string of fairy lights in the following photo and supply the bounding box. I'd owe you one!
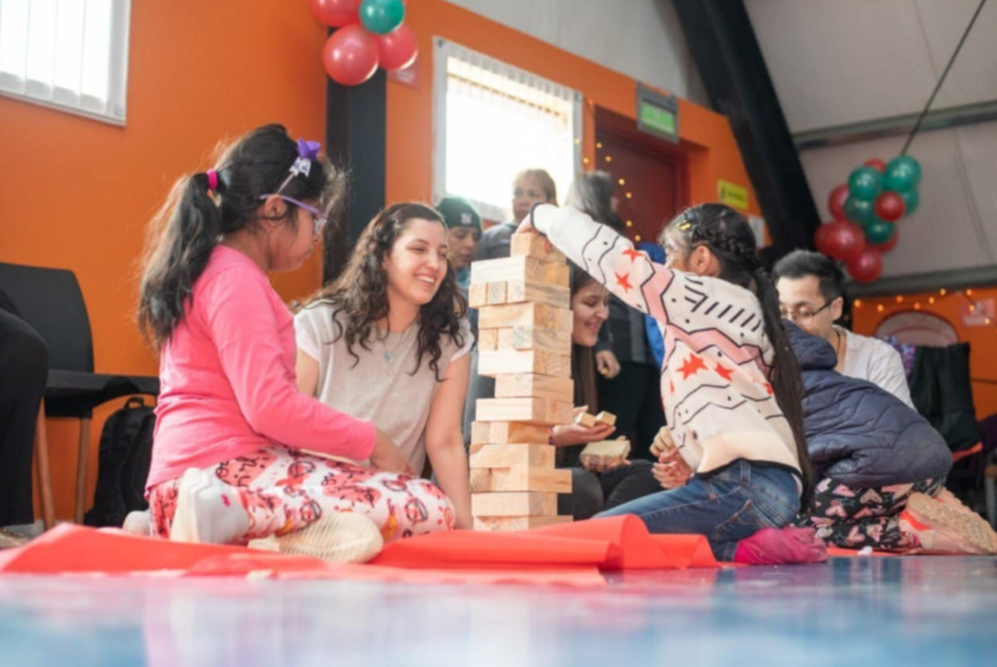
[854,288,994,330]
[587,139,643,243]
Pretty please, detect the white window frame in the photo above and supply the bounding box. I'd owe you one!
[433,37,583,222]
[0,0,131,125]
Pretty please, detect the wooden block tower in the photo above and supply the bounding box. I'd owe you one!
[468,234,574,531]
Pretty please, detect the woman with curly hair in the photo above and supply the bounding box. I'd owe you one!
[295,203,473,531]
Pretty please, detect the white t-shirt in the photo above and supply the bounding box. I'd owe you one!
[840,328,914,408]
[295,302,472,473]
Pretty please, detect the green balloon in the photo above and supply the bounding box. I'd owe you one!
[883,155,921,193]
[844,196,875,224]
[848,166,883,201]
[864,217,895,245]
[900,188,919,216]
[359,0,405,35]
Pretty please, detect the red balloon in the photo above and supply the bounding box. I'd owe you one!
[323,26,379,86]
[377,24,418,71]
[310,0,361,27]
[864,158,887,173]
[847,248,883,284]
[874,230,900,253]
[822,220,866,263]
[874,191,905,222]
[814,223,833,254]
[827,184,849,221]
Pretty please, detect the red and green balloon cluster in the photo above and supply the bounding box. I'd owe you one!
[311,0,417,86]
[816,155,921,284]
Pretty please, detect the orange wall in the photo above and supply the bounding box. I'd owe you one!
[1,0,758,522]
[386,0,761,220]
[853,287,997,420]
[0,2,329,520]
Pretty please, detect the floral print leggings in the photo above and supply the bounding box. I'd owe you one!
[148,445,455,543]
[797,476,944,551]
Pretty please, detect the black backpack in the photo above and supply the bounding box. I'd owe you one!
[84,397,156,528]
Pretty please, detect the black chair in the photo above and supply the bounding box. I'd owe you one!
[0,262,159,524]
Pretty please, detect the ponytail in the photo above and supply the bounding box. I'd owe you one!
[138,124,344,349]
[752,265,813,506]
[138,172,222,348]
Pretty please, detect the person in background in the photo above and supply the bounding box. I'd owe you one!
[774,250,913,407]
[435,196,482,298]
[0,295,48,549]
[476,169,557,261]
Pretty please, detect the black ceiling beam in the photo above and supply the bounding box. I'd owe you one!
[323,62,387,284]
[671,0,820,263]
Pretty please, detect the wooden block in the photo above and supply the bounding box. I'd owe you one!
[470,467,572,493]
[478,302,573,331]
[510,233,567,264]
[477,329,499,352]
[579,439,631,459]
[505,279,571,309]
[468,443,555,469]
[470,421,551,445]
[574,412,598,427]
[468,283,487,308]
[595,411,617,427]
[478,349,571,378]
[496,328,516,350]
[470,256,569,287]
[510,325,572,355]
[472,492,558,517]
[474,515,572,531]
[476,397,573,425]
[486,281,507,305]
[495,373,574,402]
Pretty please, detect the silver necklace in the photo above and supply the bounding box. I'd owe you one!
[380,328,411,363]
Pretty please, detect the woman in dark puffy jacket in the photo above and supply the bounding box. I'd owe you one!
[787,322,997,553]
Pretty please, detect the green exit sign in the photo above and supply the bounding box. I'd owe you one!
[636,85,679,143]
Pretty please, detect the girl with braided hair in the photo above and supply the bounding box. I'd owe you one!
[517,202,826,565]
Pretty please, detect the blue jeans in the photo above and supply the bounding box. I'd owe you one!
[597,459,801,561]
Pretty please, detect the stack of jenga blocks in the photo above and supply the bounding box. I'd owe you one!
[468,234,574,531]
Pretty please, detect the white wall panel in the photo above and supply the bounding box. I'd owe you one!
[745,0,997,132]
[443,0,707,104]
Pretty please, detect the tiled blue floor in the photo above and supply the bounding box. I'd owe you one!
[1,556,995,666]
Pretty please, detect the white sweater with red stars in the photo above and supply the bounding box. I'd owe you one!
[532,204,801,477]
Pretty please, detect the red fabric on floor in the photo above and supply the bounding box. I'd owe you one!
[0,516,718,585]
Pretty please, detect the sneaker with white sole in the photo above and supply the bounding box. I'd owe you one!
[900,492,997,555]
[169,468,251,545]
[248,513,384,564]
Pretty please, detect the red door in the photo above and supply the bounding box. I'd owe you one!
[595,107,689,247]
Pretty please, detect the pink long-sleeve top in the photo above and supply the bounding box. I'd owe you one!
[146,245,376,489]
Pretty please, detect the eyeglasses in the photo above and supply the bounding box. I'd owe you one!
[259,194,328,235]
[780,300,833,323]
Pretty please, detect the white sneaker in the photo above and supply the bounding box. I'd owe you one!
[122,510,152,537]
[169,468,250,545]
[900,492,997,555]
[248,512,384,564]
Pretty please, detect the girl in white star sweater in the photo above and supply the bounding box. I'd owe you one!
[521,202,825,565]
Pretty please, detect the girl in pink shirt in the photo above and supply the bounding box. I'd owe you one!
[137,125,454,561]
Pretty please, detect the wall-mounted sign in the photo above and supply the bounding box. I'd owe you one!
[718,179,749,211]
[636,84,679,144]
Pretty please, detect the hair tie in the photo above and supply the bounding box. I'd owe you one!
[206,169,219,193]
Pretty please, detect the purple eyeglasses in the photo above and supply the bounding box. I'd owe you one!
[260,194,328,235]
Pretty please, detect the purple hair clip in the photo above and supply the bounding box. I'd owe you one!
[277,138,322,193]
